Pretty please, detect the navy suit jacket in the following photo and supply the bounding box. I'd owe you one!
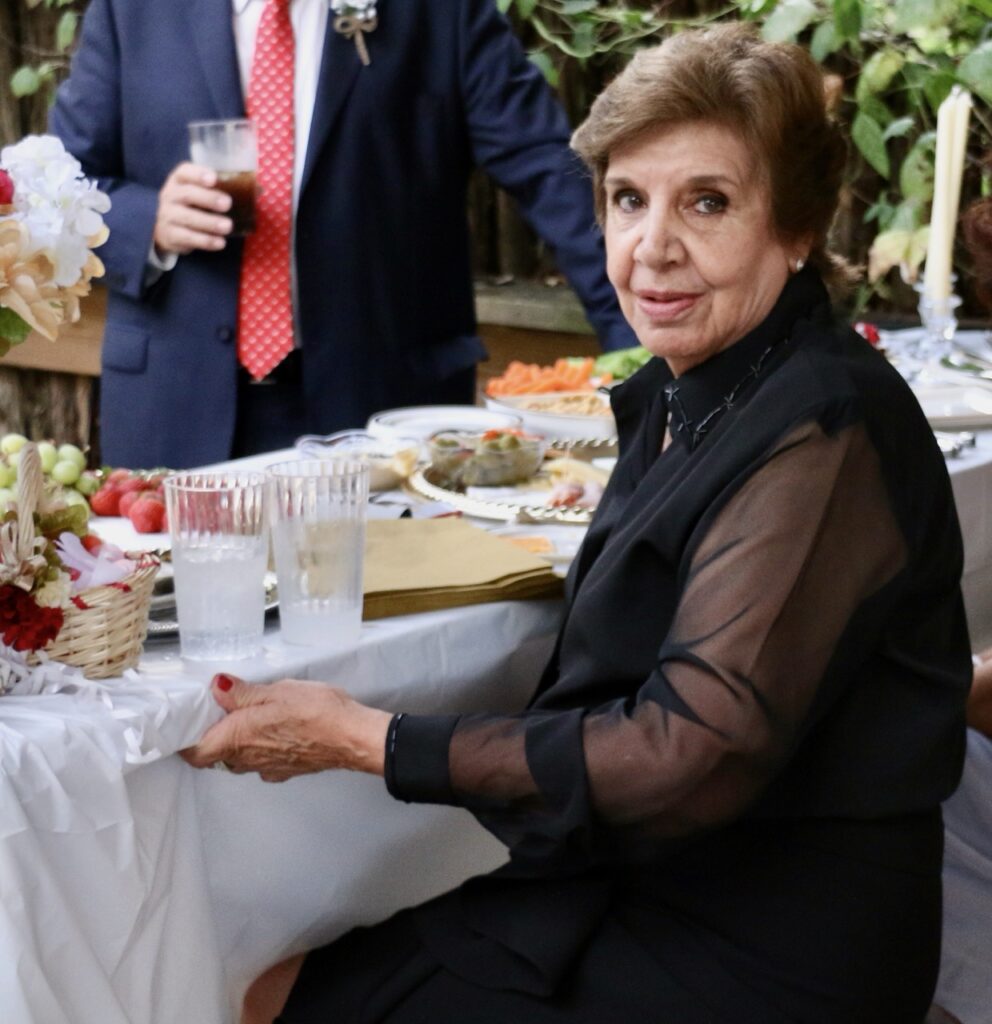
[51,0,634,468]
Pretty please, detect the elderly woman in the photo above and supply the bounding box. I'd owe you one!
[936,652,992,1024]
[933,193,992,1024]
[186,24,971,1024]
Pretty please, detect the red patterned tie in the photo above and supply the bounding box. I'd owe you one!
[237,0,295,380]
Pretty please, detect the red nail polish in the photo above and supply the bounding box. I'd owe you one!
[215,674,234,692]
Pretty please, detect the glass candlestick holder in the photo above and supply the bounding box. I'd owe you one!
[914,281,962,366]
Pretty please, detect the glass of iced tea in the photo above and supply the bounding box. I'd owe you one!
[188,119,258,236]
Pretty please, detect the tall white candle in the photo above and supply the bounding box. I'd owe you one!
[924,88,971,304]
[947,90,972,251]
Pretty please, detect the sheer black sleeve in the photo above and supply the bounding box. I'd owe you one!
[386,419,908,868]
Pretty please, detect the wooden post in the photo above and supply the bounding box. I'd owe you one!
[0,289,105,458]
[0,2,102,458]
[0,3,23,145]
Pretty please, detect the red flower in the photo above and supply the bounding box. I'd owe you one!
[853,321,881,346]
[0,169,13,206]
[0,585,64,652]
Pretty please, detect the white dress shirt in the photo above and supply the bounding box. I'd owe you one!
[150,0,328,274]
[231,0,329,210]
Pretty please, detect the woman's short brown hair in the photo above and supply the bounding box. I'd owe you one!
[963,193,992,313]
[571,23,850,292]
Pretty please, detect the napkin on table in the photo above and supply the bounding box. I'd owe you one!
[362,518,562,619]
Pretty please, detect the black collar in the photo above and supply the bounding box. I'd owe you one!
[611,267,831,452]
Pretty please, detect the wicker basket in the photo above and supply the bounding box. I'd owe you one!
[14,443,160,679]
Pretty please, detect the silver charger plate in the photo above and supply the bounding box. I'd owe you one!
[145,571,279,639]
[405,437,617,525]
[546,437,618,455]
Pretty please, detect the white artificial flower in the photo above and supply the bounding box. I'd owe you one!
[0,135,111,288]
[330,0,377,17]
[33,573,71,610]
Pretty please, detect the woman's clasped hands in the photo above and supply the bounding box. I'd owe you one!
[181,675,391,781]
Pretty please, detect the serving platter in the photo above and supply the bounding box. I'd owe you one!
[406,468,594,525]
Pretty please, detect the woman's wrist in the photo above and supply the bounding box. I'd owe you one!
[346,703,392,776]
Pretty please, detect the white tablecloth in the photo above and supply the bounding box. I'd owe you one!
[0,595,560,1024]
[4,401,992,1023]
[946,430,992,649]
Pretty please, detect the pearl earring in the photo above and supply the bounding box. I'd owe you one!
[794,257,805,272]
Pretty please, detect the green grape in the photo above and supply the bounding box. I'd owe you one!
[75,470,101,496]
[0,486,14,509]
[0,433,27,456]
[37,441,58,474]
[61,489,89,511]
[51,460,81,486]
[0,463,15,489]
[57,443,87,470]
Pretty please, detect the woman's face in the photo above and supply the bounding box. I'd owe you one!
[604,121,803,376]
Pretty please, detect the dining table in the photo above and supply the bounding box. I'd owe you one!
[4,340,992,1023]
[0,442,576,1024]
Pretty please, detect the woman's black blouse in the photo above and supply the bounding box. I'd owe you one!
[382,268,972,1017]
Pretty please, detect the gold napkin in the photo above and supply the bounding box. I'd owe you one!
[363,518,563,620]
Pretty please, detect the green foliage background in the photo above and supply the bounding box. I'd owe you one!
[11,0,992,316]
[498,0,992,316]
[8,0,80,101]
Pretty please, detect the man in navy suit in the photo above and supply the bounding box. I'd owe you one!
[50,0,634,468]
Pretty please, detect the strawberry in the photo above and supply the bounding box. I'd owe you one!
[107,468,133,484]
[118,490,143,518]
[118,476,152,494]
[129,497,167,533]
[89,486,122,517]
[0,169,14,206]
[80,534,103,554]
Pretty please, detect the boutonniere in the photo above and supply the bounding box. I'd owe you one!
[331,0,377,67]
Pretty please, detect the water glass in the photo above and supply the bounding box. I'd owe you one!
[163,472,269,661]
[267,459,370,648]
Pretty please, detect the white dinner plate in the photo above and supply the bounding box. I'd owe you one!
[295,430,420,491]
[367,405,522,442]
[912,381,992,430]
